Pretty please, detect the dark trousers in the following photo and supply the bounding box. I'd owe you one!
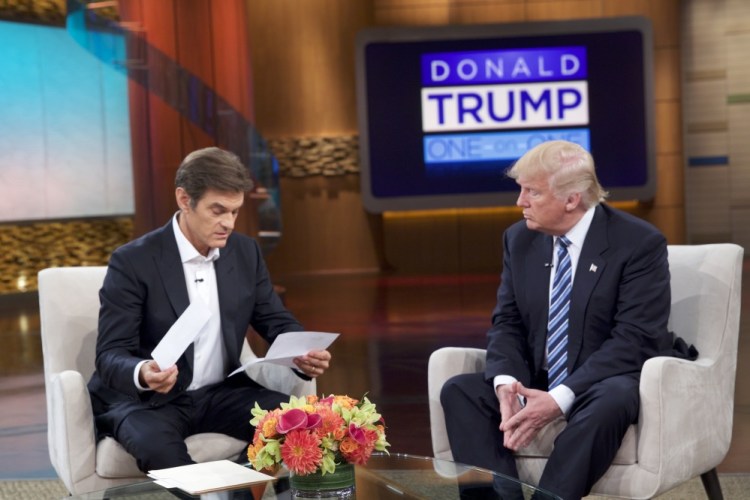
[440,372,639,500]
[108,374,289,473]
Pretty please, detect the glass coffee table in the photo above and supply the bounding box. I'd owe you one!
[66,453,560,499]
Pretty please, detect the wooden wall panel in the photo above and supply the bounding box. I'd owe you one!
[444,4,527,25]
[245,1,371,137]
[265,176,385,276]
[654,47,681,100]
[525,1,603,20]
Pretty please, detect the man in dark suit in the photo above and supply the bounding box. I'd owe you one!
[440,140,673,499]
[88,147,331,473]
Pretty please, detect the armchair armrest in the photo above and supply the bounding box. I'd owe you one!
[428,347,487,460]
[637,355,732,478]
[48,370,98,493]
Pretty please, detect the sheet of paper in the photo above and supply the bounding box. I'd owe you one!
[229,331,339,376]
[150,300,212,370]
[148,459,275,494]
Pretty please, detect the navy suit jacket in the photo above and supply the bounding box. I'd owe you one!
[485,204,674,396]
[88,220,303,421]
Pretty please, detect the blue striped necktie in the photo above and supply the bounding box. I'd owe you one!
[547,235,572,390]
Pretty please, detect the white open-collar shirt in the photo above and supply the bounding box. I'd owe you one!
[134,213,229,391]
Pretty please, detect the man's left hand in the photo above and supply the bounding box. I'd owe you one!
[499,382,562,451]
[294,349,331,378]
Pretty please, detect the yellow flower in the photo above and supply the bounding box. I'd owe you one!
[333,395,358,410]
[262,416,279,438]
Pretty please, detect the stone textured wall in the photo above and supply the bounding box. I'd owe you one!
[269,135,359,178]
[0,0,65,25]
[0,218,132,294]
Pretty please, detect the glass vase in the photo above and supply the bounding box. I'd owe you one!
[289,463,355,499]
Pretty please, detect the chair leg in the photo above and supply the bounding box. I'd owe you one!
[699,468,723,500]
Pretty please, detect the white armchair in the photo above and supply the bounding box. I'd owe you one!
[38,266,316,495]
[428,244,743,499]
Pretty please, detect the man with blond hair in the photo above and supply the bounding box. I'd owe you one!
[441,140,674,499]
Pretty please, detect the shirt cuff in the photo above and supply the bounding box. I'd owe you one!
[133,360,152,392]
[493,375,525,407]
[493,375,518,390]
[549,384,574,414]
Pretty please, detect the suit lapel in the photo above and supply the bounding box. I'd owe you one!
[567,205,609,370]
[156,222,190,318]
[214,240,240,365]
[153,221,194,376]
[528,233,555,372]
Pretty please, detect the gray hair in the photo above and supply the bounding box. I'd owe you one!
[506,140,608,208]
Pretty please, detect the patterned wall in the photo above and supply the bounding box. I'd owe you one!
[269,135,359,178]
[0,217,132,294]
[683,0,750,249]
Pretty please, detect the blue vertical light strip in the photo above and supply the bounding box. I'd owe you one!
[65,0,283,253]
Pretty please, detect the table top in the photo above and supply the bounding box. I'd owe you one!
[66,453,560,499]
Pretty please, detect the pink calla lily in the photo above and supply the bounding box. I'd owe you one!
[305,412,323,429]
[277,408,308,434]
[277,408,324,434]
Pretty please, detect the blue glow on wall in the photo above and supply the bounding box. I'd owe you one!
[0,20,132,222]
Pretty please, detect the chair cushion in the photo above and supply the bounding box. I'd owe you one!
[95,433,248,478]
[185,433,247,463]
[515,419,637,465]
[95,437,143,478]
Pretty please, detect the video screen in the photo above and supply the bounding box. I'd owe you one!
[355,17,655,213]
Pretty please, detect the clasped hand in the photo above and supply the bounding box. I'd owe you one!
[497,381,562,451]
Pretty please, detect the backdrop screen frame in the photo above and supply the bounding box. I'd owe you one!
[355,17,656,213]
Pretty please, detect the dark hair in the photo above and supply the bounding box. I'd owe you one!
[175,147,254,207]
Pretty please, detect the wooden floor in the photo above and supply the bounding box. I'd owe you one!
[1,266,748,480]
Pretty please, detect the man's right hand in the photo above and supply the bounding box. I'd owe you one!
[139,360,178,394]
[496,382,523,447]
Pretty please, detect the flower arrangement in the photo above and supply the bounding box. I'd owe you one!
[248,394,389,476]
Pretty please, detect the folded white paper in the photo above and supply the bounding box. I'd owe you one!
[229,331,339,376]
[148,459,274,494]
[151,300,212,370]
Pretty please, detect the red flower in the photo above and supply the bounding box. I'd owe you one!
[280,430,323,475]
[340,427,379,465]
[349,423,367,445]
[315,406,346,440]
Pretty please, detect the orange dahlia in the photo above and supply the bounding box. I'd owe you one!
[280,430,323,475]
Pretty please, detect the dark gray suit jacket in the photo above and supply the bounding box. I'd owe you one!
[485,203,674,396]
[88,220,303,422]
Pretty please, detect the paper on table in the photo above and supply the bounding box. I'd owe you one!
[229,331,339,376]
[148,459,274,494]
[151,300,212,370]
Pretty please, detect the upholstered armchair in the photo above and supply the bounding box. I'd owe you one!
[38,266,316,495]
[428,244,743,499]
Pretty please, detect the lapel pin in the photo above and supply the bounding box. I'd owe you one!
[589,263,598,273]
